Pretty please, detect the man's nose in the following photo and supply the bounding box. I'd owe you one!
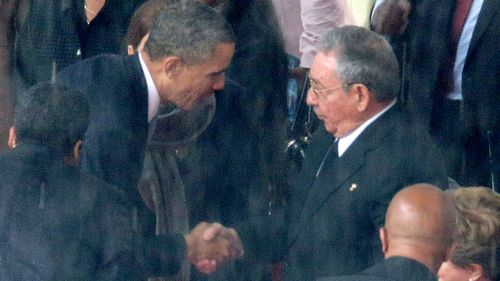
[212,74,225,91]
[306,88,317,106]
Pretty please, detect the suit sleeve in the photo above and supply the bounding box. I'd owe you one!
[234,209,288,264]
[76,176,187,280]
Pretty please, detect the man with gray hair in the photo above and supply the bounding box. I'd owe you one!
[57,0,235,194]
[55,1,242,277]
[233,25,447,281]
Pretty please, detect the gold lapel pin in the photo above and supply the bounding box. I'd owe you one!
[349,183,358,192]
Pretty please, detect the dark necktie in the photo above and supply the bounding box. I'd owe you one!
[316,140,339,178]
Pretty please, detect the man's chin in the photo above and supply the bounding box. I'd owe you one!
[324,123,337,137]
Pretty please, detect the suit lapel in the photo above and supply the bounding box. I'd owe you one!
[287,126,334,227]
[468,0,497,53]
[288,104,401,246]
[124,54,149,133]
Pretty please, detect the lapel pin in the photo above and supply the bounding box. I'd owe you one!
[349,183,358,192]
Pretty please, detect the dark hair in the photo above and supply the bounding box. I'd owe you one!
[125,0,175,50]
[14,82,89,154]
[319,26,400,102]
[447,187,500,281]
[144,0,235,64]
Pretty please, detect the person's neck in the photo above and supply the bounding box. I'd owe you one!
[84,0,106,23]
[385,244,444,274]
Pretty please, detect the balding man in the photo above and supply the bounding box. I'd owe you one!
[318,183,456,281]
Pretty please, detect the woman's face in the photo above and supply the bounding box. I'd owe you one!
[438,261,472,281]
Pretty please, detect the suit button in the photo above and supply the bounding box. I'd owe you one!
[76,48,82,59]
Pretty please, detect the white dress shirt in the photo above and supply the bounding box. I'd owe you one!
[372,0,485,101]
[138,52,160,122]
[337,99,396,157]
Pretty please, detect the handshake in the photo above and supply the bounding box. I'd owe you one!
[184,222,244,274]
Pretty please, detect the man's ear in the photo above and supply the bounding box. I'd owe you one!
[8,126,16,149]
[379,227,389,255]
[467,263,484,281]
[163,56,183,77]
[73,140,83,163]
[127,45,135,56]
[350,83,371,112]
[63,140,82,166]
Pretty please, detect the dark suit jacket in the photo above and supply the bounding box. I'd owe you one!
[401,0,500,186]
[56,55,187,279]
[0,144,83,280]
[239,103,447,281]
[16,0,145,86]
[57,54,149,202]
[407,0,500,129]
[76,173,186,280]
[317,256,437,281]
[0,144,186,280]
[405,0,500,132]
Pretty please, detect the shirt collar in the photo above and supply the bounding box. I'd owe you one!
[337,99,396,157]
[138,52,160,122]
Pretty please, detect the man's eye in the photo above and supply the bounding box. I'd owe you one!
[209,72,224,79]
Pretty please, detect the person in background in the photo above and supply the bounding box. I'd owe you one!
[271,0,304,123]
[371,0,500,189]
[299,0,356,69]
[438,187,499,281]
[0,0,147,150]
[319,183,457,281]
[0,82,89,280]
[346,0,375,29]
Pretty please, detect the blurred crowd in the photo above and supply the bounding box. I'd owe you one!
[0,0,498,281]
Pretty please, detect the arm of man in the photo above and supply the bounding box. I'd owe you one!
[370,0,411,35]
[233,210,288,264]
[78,176,245,279]
[300,0,357,68]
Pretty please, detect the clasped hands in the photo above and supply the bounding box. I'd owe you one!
[185,222,244,274]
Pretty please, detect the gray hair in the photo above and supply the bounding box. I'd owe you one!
[145,0,235,64]
[319,26,400,101]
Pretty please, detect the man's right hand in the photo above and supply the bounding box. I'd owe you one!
[371,0,411,35]
[185,222,244,274]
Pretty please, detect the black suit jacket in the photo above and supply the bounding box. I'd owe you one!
[16,0,145,86]
[239,103,447,281]
[0,144,185,280]
[0,144,83,280]
[76,173,186,280]
[405,0,500,132]
[401,0,500,186]
[57,54,149,201]
[317,256,437,281]
[55,55,187,279]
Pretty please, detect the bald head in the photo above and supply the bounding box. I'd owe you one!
[381,184,456,273]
